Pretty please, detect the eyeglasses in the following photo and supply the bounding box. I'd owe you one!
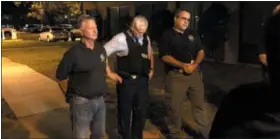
[177,16,190,21]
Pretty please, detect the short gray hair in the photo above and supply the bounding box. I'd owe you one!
[77,14,95,28]
[130,15,148,30]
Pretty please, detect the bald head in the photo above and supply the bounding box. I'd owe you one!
[130,15,148,37]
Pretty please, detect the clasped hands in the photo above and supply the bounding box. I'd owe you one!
[180,63,198,74]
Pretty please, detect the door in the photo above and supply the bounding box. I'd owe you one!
[107,5,133,38]
[135,4,153,20]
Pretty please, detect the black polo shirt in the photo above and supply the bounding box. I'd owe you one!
[159,28,204,71]
[56,41,108,99]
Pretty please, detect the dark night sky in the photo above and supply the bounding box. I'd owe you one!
[2,1,17,14]
[2,1,30,15]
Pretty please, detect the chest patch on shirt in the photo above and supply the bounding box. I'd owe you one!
[188,34,195,42]
[100,53,105,62]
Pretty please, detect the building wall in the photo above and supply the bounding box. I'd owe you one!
[220,1,240,64]
[83,1,176,40]
[183,2,278,64]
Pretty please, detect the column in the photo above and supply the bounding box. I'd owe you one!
[222,2,240,64]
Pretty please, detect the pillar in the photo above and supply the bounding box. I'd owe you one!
[222,2,240,64]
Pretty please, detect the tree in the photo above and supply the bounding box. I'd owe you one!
[14,2,81,25]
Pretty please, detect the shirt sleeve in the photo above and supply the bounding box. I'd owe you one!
[158,31,171,58]
[56,49,74,81]
[103,33,128,56]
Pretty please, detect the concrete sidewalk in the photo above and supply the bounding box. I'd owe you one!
[2,57,161,139]
[2,57,68,118]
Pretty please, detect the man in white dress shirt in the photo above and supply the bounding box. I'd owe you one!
[104,15,154,139]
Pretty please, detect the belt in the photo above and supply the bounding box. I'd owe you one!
[118,70,142,80]
[130,74,138,79]
[121,74,142,80]
[173,68,184,74]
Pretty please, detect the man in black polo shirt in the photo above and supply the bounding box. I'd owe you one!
[258,4,280,82]
[104,15,154,139]
[159,9,208,139]
[56,15,122,139]
[258,42,269,82]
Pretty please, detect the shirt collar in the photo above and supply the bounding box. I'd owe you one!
[172,27,190,36]
[79,39,97,51]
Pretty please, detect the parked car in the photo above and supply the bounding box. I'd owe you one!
[69,28,82,41]
[57,24,73,31]
[23,24,41,33]
[14,25,25,32]
[39,27,69,42]
[2,24,15,29]
[2,27,17,40]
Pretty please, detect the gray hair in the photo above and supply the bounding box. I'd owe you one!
[130,15,148,30]
[77,14,95,29]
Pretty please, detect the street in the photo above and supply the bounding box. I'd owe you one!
[17,32,39,40]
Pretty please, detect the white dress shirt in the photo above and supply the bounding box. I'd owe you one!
[104,32,152,57]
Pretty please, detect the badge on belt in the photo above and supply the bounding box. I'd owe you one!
[141,53,148,59]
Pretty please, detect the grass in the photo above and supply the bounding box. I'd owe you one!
[2,46,68,81]
[2,40,73,49]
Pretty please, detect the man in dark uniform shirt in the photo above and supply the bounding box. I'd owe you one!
[209,11,280,139]
[56,15,122,139]
[258,40,269,82]
[159,9,208,139]
[258,4,280,82]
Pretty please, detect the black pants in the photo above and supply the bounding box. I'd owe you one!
[117,76,149,139]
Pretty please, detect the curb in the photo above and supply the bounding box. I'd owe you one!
[2,39,23,42]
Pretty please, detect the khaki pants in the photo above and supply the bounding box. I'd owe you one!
[165,70,208,137]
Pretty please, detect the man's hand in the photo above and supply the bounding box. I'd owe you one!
[182,64,191,74]
[57,79,68,94]
[189,63,198,73]
[107,72,123,84]
[183,63,198,74]
[148,70,154,80]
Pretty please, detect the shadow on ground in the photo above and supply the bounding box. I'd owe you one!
[146,87,225,138]
[34,103,120,139]
[2,99,30,139]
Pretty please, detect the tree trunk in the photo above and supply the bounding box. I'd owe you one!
[45,12,55,25]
